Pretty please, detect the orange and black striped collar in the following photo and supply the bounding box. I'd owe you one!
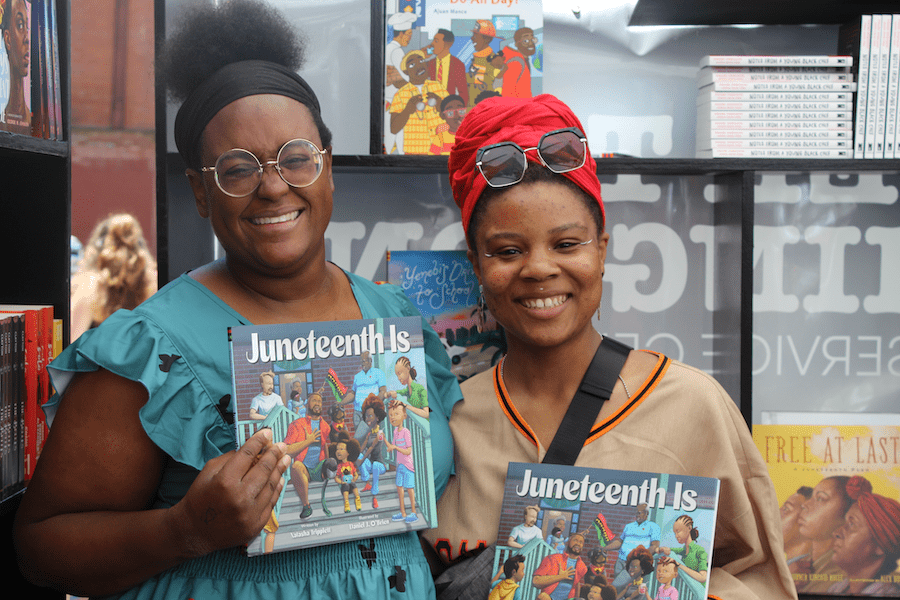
[492,351,670,448]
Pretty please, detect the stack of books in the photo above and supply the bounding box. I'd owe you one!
[695,55,856,159]
[839,14,900,159]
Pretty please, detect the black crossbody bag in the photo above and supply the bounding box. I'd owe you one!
[434,337,632,600]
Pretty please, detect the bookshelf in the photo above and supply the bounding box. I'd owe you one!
[0,0,70,597]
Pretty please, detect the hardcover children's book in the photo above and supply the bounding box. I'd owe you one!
[385,249,504,383]
[383,0,543,155]
[490,462,719,600]
[229,316,438,556]
[753,422,900,597]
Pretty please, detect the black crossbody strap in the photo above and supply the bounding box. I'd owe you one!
[542,337,632,466]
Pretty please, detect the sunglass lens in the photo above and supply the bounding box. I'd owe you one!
[540,130,586,172]
[480,143,526,187]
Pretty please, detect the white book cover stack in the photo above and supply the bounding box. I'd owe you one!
[696,55,855,158]
[838,14,900,159]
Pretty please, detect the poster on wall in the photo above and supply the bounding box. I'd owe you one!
[382,0,543,155]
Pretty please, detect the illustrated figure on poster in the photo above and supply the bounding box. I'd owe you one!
[604,504,660,584]
[384,399,418,523]
[616,546,654,600]
[330,433,363,513]
[425,28,468,105]
[489,554,527,600]
[533,532,589,600]
[780,485,812,571]
[389,355,429,419]
[342,351,387,443]
[657,514,708,583]
[0,0,30,134]
[584,583,617,600]
[827,475,900,597]
[429,94,466,155]
[466,20,500,106]
[644,556,680,600]
[384,10,417,154]
[285,391,333,519]
[249,371,284,420]
[583,548,610,591]
[500,27,537,98]
[792,475,852,593]
[507,504,542,548]
[547,526,567,553]
[389,49,448,155]
[357,393,388,508]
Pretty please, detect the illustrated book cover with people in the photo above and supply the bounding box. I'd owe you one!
[753,422,900,597]
[228,316,438,556]
[385,249,504,382]
[489,462,720,600]
[383,0,543,155]
[0,0,33,135]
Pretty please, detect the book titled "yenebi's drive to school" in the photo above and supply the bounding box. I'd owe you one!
[228,316,437,556]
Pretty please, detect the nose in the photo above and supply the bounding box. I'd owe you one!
[256,160,290,198]
[520,246,561,281]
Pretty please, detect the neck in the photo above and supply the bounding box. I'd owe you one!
[502,327,602,400]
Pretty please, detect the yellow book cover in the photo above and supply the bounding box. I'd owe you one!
[753,424,900,597]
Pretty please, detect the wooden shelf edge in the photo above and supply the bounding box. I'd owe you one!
[0,132,68,157]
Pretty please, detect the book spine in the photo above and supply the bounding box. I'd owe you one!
[851,15,872,158]
[700,55,853,67]
[699,139,852,150]
[697,147,852,158]
[698,71,852,86]
[874,15,892,157]
[699,101,851,111]
[50,0,62,140]
[698,128,852,139]
[887,14,900,157]
[699,109,853,121]
[865,15,884,158]
[699,80,857,92]
[697,118,853,130]
[697,90,854,102]
[702,65,851,74]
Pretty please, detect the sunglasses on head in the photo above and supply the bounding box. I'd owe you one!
[475,127,588,188]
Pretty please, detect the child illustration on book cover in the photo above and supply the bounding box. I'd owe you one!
[385,399,418,524]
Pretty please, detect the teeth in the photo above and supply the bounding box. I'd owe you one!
[252,210,299,225]
[522,295,567,309]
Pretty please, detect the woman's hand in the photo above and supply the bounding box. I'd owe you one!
[170,428,290,557]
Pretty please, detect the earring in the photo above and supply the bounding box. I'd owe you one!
[476,284,487,333]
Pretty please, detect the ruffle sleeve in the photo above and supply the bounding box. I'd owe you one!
[46,307,236,473]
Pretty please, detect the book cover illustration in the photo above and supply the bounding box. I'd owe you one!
[0,0,32,134]
[490,462,720,600]
[229,316,438,556]
[383,0,543,155]
[753,423,900,597]
[385,249,504,383]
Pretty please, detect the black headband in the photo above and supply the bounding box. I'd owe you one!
[174,60,321,170]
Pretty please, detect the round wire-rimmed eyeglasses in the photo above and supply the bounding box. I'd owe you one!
[200,138,329,197]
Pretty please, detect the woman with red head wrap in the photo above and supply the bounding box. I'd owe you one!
[827,476,900,596]
[423,94,795,600]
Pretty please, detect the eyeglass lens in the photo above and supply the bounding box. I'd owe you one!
[478,130,586,188]
[214,139,324,196]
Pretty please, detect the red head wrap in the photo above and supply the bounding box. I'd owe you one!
[448,94,604,234]
[846,475,900,554]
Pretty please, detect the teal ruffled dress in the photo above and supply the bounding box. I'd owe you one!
[45,271,462,600]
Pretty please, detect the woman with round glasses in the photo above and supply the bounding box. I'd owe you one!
[422,94,795,600]
[14,2,460,599]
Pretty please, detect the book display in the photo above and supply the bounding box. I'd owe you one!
[489,462,719,600]
[228,317,438,556]
[696,55,857,158]
[382,0,543,155]
[753,422,900,597]
[838,14,900,159]
[384,249,503,382]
